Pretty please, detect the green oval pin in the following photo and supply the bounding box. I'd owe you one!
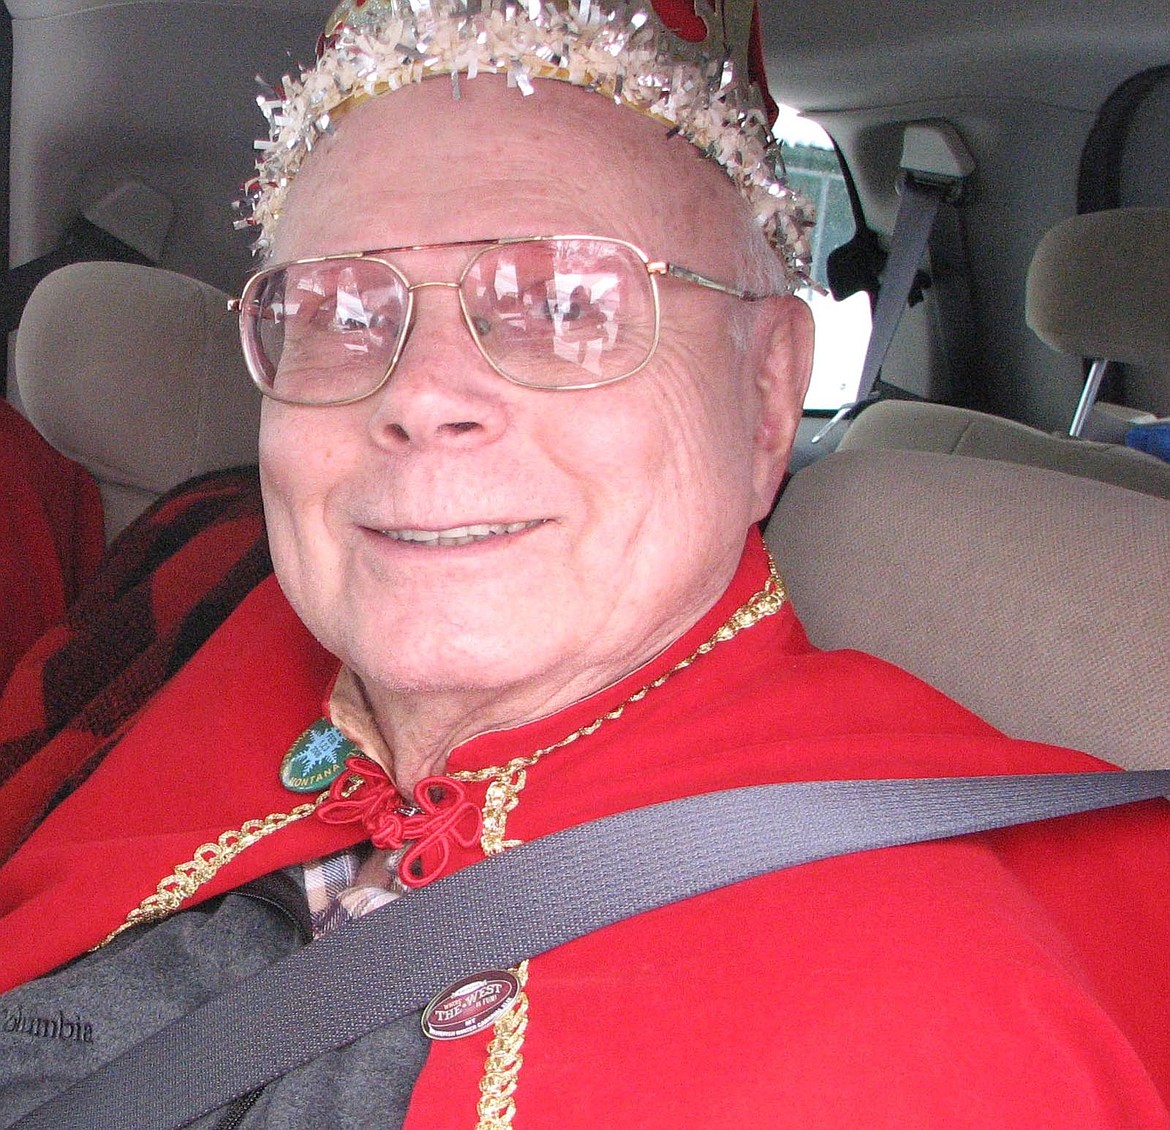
[280,719,358,793]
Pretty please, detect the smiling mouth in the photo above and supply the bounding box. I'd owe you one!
[376,519,547,547]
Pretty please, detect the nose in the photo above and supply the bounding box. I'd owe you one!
[364,280,510,450]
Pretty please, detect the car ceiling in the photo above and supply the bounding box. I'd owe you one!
[763,0,1170,111]
[4,0,1169,427]
[5,0,336,294]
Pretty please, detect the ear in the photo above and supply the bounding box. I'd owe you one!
[748,294,814,519]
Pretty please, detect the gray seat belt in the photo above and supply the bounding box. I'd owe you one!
[813,121,974,444]
[12,768,1170,1130]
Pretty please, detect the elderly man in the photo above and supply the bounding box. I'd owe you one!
[2,1,1170,1127]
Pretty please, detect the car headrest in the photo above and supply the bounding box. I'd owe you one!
[1025,206,1170,367]
[15,262,261,541]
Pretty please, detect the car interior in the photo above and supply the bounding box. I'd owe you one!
[0,0,1167,783]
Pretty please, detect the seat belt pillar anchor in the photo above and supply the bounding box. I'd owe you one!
[899,121,975,202]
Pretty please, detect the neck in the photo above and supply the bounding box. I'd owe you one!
[365,657,657,794]
[368,688,511,794]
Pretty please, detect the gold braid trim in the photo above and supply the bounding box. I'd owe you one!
[99,796,324,947]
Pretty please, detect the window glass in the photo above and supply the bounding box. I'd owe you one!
[775,109,871,411]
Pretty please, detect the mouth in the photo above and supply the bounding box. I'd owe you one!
[373,519,547,547]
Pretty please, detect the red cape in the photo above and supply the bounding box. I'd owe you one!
[0,400,103,691]
[2,534,1169,1126]
[0,575,357,989]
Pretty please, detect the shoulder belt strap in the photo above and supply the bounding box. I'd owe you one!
[14,769,1170,1129]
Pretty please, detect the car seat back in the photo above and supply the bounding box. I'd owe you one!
[839,399,1170,499]
[767,448,1170,769]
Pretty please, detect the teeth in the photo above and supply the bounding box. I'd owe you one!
[380,520,543,547]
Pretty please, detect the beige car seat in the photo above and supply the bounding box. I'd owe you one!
[838,207,1170,499]
[839,399,1170,498]
[14,261,260,542]
[767,448,1170,769]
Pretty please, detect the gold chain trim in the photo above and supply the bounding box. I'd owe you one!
[459,557,787,1130]
[99,797,324,947]
[479,769,528,855]
[474,959,530,1129]
[452,558,787,849]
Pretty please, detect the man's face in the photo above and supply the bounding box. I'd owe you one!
[261,77,811,726]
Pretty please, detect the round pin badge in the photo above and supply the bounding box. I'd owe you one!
[279,719,358,793]
[422,970,521,1041]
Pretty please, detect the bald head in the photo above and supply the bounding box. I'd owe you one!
[276,75,780,289]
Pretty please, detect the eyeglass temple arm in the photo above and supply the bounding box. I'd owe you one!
[648,262,769,301]
[229,297,283,325]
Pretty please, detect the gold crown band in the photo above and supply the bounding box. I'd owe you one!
[238,0,814,290]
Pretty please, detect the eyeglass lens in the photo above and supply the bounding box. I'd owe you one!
[241,238,659,403]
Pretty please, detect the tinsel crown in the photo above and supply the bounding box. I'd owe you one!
[239,0,815,290]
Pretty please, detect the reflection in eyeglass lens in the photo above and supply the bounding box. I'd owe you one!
[464,240,652,383]
[264,261,410,402]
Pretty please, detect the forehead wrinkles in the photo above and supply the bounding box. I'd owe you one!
[272,76,757,272]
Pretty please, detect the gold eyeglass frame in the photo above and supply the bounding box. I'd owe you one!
[232,234,771,406]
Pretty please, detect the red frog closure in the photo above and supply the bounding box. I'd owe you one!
[317,756,483,888]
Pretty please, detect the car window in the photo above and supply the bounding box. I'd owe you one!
[777,109,871,412]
